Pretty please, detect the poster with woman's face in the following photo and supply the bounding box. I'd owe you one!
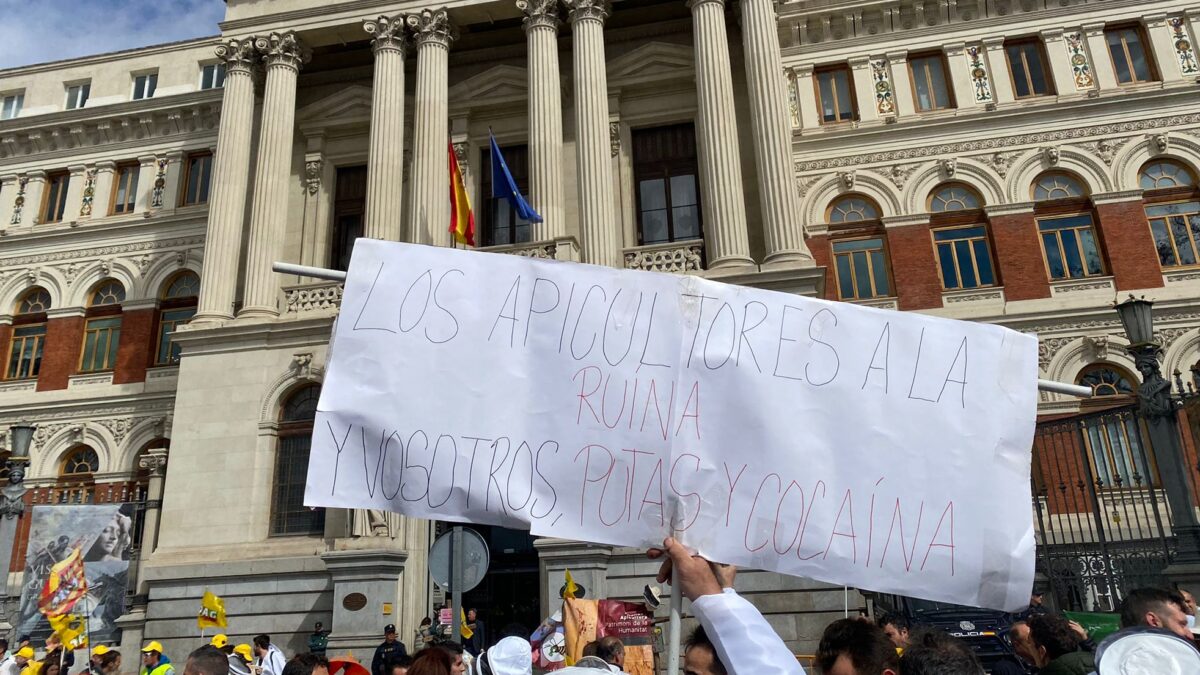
[17,504,136,644]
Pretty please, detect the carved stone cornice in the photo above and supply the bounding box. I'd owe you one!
[254,31,310,71]
[564,0,610,24]
[407,8,457,49]
[363,15,409,54]
[517,0,560,31]
[215,37,258,76]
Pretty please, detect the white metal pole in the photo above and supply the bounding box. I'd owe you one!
[666,582,682,675]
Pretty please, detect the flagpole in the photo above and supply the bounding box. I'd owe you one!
[82,589,92,658]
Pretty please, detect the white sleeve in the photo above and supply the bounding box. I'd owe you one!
[690,589,806,675]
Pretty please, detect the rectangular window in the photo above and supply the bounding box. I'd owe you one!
[200,63,226,90]
[480,143,533,247]
[1146,201,1200,268]
[272,434,325,535]
[1038,214,1104,280]
[1,92,22,119]
[832,238,892,300]
[1006,40,1054,98]
[933,226,995,289]
[909,54,953,111]
[65,83,90,110]
[181,152,213,206]
[132,73,158,100]
[815,66,855,124]
[5,324,45,379]
[1107,27,1156,84]
[111,163,139,214]
[156,307,196,365]
[632,124,702,247]
[79,316,122,372]
[331,165,367,272]
[42,171,70,223]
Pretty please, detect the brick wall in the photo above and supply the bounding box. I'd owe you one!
[0,323,11,378]
[805,233,838,301]
[884,223,943,310]
[36,315,84,391]
[988,211,1052,301]
[114,308,155,384]
[1094,200,1165,291]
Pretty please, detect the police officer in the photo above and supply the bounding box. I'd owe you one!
[371,624,408,675]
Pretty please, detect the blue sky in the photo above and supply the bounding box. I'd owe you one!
[0,0,225,69]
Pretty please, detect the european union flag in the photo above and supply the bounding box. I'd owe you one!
[490,133,543,223]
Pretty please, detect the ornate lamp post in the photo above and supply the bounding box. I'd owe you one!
[1115,296,1200,565]
[0,423,35,623]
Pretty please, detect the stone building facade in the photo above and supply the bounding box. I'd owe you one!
[0,0,1199,663]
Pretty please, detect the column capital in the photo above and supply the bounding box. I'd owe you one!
[1142,12,1169,28]
[564,0,610,24]
[407,8,457,48]
[981,36,1005,49]
[67,164,87,175]
[138,447,169,477]
[94,160,117,172]
[793,63,814,76]
[364,15,409,54]
[686,0,725,8]
[848,55,870,68]
[885,49,909,62]
[254,31,310,71]
[1039,27,1065,42]
[1082,21,1106,36]
[942,41,966,56]
[215,37,258,76]
[517,0,560,31]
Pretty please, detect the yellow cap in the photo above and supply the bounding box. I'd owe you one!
[233,645,253,662]
[91,645,110,657]
[210,635,228,649]
[15,647,34,659]
[142,641,165,654]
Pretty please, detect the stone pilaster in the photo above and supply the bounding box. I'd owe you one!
[942,43,977,108]
[1144,13,1188,83]
[364,16,409,242]
[849,56,878,123]
[62,164,87,223]
[241,32,310,319]
[407,9,455,246]
[740,0,811,267]
[1039,29,1076,96]
[1082,23,1119,90]
[887,51,915,117]
[982,37,1015,104]
[688,0,753,270]
[519,0,566,240]
[793,64,820,129]
[135,154,158,212]
[565,0,620,266]
[22,171,45,226]
[91,161,117,218]
[195,37,258,322]
[135,447,169,596]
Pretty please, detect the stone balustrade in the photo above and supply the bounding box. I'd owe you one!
[282,279,344,314]
[623,239,705,273]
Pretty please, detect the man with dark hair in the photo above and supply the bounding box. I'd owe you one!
[252,635,287,675]
[1025,614,1094,675]
[372,625,407,675]
[594,636,626,672]
[816,618,899,675]
[1118,587,1192,640]
[436,642,465,675]
[308,623,330,657]
[898,630,983,675]
[184,645,230,675]
[281,655,329,675]
[387,655,412,675]
[877,615,910,650]
[683,626,726,675]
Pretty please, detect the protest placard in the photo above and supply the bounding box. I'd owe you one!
[305,240,1038,611]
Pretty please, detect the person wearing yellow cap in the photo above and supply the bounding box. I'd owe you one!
[89,645,111,675]
[210,635,234,656]
[229,645,254,675]
[0,646,33,675]
[140,641,175,675]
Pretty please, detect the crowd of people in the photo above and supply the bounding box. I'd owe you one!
[2,541,1197,674]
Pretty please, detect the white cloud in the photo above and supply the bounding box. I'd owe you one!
[0,0,225,69]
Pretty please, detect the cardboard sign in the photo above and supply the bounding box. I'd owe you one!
[305,240,1038,610]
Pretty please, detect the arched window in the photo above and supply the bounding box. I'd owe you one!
[272,384,325,536]
[1076,364,1137,397]
[1141,161,1200,269]
[1139,160,1195,190]
[58,445,100,504]
[827,195,880,223]
[80,280,125,373]
[6,287,50,380]
[155,271,200,365]
[928,184,982,212]
[1032,172,1087,201]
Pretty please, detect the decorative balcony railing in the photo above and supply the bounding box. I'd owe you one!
[623,239,705,274]
[282,279,343,315]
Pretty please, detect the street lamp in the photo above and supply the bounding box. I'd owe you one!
[0,423,34,626]
[1113,296,1200,565]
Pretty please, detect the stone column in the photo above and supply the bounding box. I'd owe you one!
[687,0,753,270]
[982,37,1015,104]
[135,447,169,596]
[1082,23,1119,90]
[565,0,620,267]
[241,32,309,319]
[942,43,977,108]
[363,16,408,242]
[887,51,916,117]
[1144,13,1188,83]
[793,64,820,129]
[406,9,455,247]
[740,0,811,267]
[519,0,566,241]
[195,38,258,323]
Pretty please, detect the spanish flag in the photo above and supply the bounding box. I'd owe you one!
[38,547,87,617]
[448,142,475,246]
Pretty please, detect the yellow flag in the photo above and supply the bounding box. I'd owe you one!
[563,569,579,600]
[48,613,87,650]
[460,608,474,640]
[198,590,228,629]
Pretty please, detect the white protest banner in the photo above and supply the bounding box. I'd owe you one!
[306,239,1038,611]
